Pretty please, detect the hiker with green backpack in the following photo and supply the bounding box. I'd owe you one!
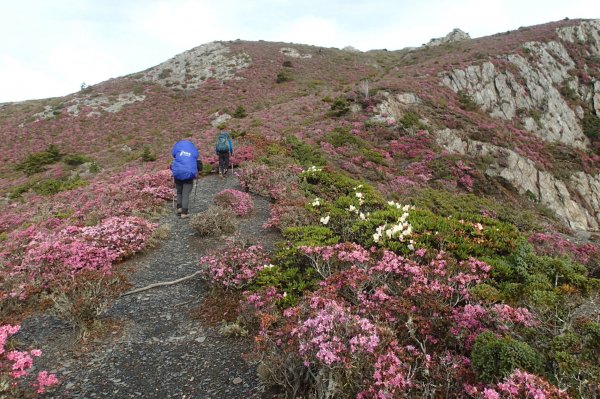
[215,130,233,178]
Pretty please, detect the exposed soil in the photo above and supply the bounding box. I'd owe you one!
[17,173,282,398]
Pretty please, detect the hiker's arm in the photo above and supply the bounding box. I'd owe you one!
[229,140,233,155]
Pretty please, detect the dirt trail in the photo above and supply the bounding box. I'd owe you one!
[18,173,281,398]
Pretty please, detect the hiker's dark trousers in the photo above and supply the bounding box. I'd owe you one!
[174,178,193,214]
[218,151,230,174]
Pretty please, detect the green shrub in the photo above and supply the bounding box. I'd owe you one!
[405,189,539,232]
[32,177,88,196]
[233,105,247,118]
[471,331,544,383]
[328,96,351,117]
[300,168,383,204]
[398,111,427,130]
[62,153,92,166]
[582,111,600,140]
[276,70,292,83]
[323,127,365,148]
[15,144,62,175]
[286,136,326,167]
[89,162,100,173]
[281,225,339,247]
[457,90,479,111]
[251,265,319,308]
[140,146,157,162]
[360,147,387,165]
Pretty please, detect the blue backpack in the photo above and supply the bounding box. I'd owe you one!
[171,140,199,180]
[216,132,230,153]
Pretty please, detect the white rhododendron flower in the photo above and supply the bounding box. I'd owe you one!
[311,198,321,207]
[320,215,330,225]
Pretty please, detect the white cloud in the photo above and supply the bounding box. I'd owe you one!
[134,0,231,50]
[0,0,599,102]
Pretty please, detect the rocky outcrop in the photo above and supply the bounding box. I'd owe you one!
[441,40,589,149]
[426,29,470,47]
[557,20,600,54]
[435,128,600,231]
[31,92,146,121]
[280,47,312,58]
[139,42,251,90]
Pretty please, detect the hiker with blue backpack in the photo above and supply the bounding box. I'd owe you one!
[171,140,203,219]
[215,130,233,178]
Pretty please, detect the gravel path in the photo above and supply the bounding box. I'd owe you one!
[18,173,281,398]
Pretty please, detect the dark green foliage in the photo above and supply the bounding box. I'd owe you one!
[457,90,479,111]
[15,144,62,175]
[286,136,326,167]
[301,168,383,204]
[9,177,89,198]
[89,162,100,173]
[62,153,92,166]
[281,225,339,247]
[158,68,172,79]
[140,146,156,162]
[251,265,318,308]
[487,242,594,293]
[582,111,600,140]
[276,70,292,83]
[398,111,427,130]
[233,105,247,118]
[328,96,350,117]
[323,127,365,148]
[559,82,578,102]
[404,189,539,232]
[471,332,544,382]
[360,147,387,165]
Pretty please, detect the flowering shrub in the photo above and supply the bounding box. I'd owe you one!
[236,161,300,199]
[213,189,254,216]
[198,241,269,290]
[1,324,59,396]
[80,216,157,261]
[466,369,572,399]
[528,232,600,267]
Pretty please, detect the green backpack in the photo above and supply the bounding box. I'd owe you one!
[216,132,230,152]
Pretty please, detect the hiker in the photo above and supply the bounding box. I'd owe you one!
[215,130,233,178]
[171,140,203,218]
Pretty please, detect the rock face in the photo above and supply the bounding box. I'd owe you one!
[441,40,589,149]
[438,20,600,231]
[139,42,251,90]
[557,19,600,53]
[31,92,146,121]
[435,129,600,231]
[426,29,471,47]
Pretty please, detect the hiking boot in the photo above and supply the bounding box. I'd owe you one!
[180,213,189,219]
[176,208,182,215]
[219,173,224,179]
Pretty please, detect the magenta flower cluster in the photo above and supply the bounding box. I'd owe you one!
[198,243,268,289]
[1,324,59,394]
[213,189,254,216]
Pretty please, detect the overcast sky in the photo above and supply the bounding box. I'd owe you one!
[1,0,598,103]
